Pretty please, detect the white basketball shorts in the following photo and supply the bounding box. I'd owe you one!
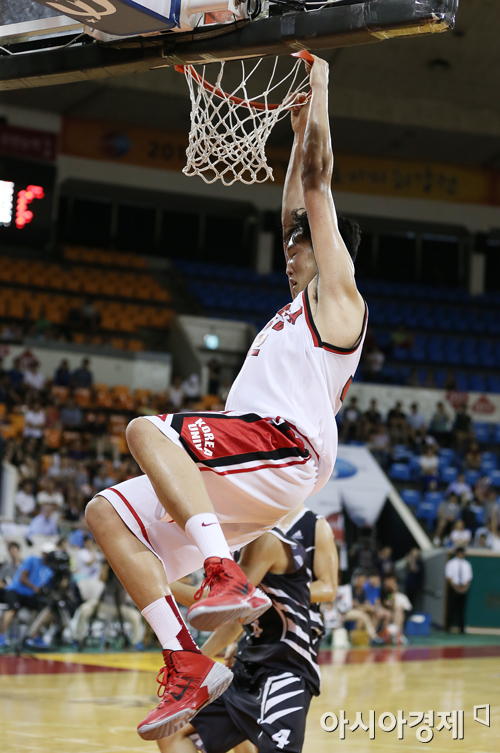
[97,411,318,583]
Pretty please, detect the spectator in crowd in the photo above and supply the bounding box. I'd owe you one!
[364,399,382,437]
[452,404,473,451]
[406,367,420,387]
[23,396,46,441]
[381,575,412,644]
[54,359,72,388]
[443,370,458,391]
[34,308,53,338]
[182,373,201,402]
[24,362,46,392]
[60,397,83,430]
[80,298,101,330]
[419,445,439,490]
[0,542,22,603]
[362,571,392,633]
[407,402,427,444]
[168,376,185,411]
[93,464,116,495]
[341,397,362,442]
[434,492,461,544]
[72,358,93,389]
[26,504,59,539]
[37,478,65,510]
[475,532,489,549]
[446,471,473,501]
[7,358,24,390]
[363,346,385,383]
[207,359,221,396]
[484,487,500,527]
[404,548,424,609]
[375,546,395,578]
[391,323,413,354]
[448,519,472,549]
[350,535,376,572]
[0,542,56,647]
[14,479,36,519]
[445,547,473,633]
[429,401,451,445]
[387,401,408,443]
[423,370,436,389]
[327,580,384,646]
[463,441,482,472]
[74,536,104,602]
[367,423,391,469]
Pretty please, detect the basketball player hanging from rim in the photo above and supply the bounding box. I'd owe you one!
[85,53,367,741]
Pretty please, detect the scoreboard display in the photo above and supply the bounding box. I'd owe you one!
[0,157,55,246]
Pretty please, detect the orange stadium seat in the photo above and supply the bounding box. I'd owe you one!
[45,429,62,448]
[110,435,128,455]
[51,386,69,404]
[74,388,92,408]
[95,384,114,408]
[113,386,135,410]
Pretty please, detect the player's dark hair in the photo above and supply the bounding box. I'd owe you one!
[284,208,361,263]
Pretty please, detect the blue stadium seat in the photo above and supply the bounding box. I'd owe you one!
[473,422,491,443]
[415,501,438,528]
[401,489,421,508]
[489,470,500,488]
[465,470,481,487]
[492,425,500,444]
[440,467,458,484]
[439,448,456,465]
[475,507,485,526]
[389,463,411,481]
[424,491,444,508]
[482,452,498,467]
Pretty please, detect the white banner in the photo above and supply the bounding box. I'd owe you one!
[307,445,392,527]
[345,382,500,424]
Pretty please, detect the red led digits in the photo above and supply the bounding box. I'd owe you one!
[15,185,44,229]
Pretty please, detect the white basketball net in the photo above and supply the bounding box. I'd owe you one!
[179,56,311,186]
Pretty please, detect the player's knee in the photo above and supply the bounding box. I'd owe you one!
[85,495,112,535]
[126,416,153,457]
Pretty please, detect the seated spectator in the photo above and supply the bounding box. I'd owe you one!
[93,464,116,495]
[363,571,392,633]
[391,323,413,353]
[434,492,461,544]
[23,396,46,441]
[54,359,72,388]
[367,423,391,469]
[387,401,408,443]
[463,441,482,472]
[474,532,489,549]
[72,358,93,389]
[407,402,427,444]
[448,519,472,549]
[7,357,24,390]
[0,542,56,647]
[182,373,201,402]
[24,362,46,392]
[80,298,101,330]
[404,547,424,610]
[446,472,472,502]
[34,308,52,338]
[37,478,65,511]
[341,397,363,442]
[452,404,473,451]
[429,401,451,446]
[327,582,384,646]
[60,398,83,430]
[381,575,411,644]
[419,446,439,490]
[14,479,36,519]
[483,487,500,529]
[406,368,420,388]
[364,399,382,437]
[443,370,458,391]
[423,370,436,389]
[26,504,59,539]
[375,546,395,578]
[363,346,385,383]
[168,376,185,411]
[74,536,104,601]
[0,541,22,603]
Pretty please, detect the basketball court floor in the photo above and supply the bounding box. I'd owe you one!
[1,639,498,753]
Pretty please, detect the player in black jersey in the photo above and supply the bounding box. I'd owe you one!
[158,506,337,753]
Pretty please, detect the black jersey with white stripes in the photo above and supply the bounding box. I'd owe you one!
[235,508,324,696]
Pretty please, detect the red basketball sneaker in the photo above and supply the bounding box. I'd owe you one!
[187,556,272,631]
[137,649,233,741]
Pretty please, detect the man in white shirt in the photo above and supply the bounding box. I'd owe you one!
[445,547,473,633]
[23,398,46,440]
[37,479,64,510]
[14,480,36,519]
[23,363,46,391]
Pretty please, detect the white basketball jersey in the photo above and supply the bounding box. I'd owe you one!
[226,285,367,491]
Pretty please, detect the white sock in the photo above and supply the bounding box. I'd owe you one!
[141,595,199,652]
[184,512,232,561]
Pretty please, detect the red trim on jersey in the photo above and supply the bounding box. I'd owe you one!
[199,455,312,476]
[108,487,152,547]
[283,418,320,463]
[303,288,368,355]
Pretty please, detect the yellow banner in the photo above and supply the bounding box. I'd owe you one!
[61,117,500,206]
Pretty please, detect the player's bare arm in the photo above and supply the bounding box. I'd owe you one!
[310,516,338,603]
[282,93,309,244]
[300,56,365,349]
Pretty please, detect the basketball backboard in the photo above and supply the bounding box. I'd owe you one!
[0,0,459,91]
